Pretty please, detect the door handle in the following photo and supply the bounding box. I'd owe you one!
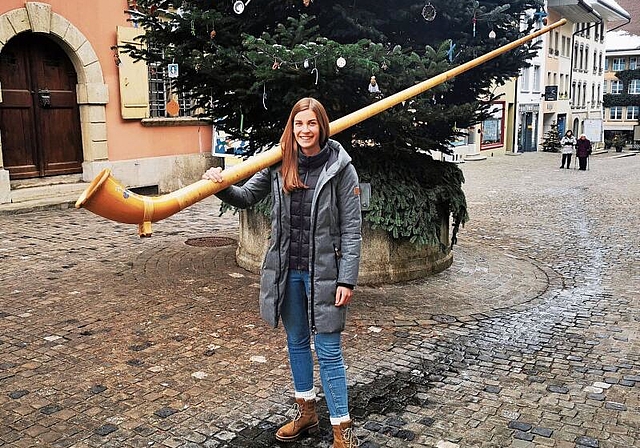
[38,89,51,108]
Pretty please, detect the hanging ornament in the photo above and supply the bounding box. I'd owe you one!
[166,98,180,117]
[303,59,310,69]
[272,59,281,70]
[472,14,477,37]
[262,84,268,110]
[303,0,312,6]
[368,76,380,94]
[210,29,217,39]
[110,45,121,67]
[233,0,251,14]
[446,41,457,62]
[381,61,388,71]
[422,2,437,22]
[311,67,319,85]
[336,57,346,68]
[488,29,496,39]
[191,19,196,36]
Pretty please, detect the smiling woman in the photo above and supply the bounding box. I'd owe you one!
[202,97,362,447]
[293,109,321,156]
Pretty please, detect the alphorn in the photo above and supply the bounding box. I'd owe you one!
[76,19,566,236]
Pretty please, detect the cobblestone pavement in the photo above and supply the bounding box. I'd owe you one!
[0,151,638,448]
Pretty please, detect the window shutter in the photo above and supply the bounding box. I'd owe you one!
[116,26,149,119]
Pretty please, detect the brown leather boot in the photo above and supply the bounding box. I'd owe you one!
[275,398,319,442]
[332,420,359,447]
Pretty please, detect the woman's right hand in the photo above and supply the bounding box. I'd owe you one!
[202,167,224,183]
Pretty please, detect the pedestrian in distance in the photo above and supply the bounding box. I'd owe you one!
[559,130,576,169]
[576,133,592,171]
[202,97,362,448]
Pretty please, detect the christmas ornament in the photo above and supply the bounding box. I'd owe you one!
[311,67,319,85]
[447,41,457,62]
[488,29,496,39]
[368,76,380,93]
[381,61,388,70]
[336,57,346,68]
[262,84,268,110]
[166,98,180,117]
[110,45,121,66]
[422,3,436,22]
[303,59,310,69]
[233,0,251,14]
[303,0,312,6]
[210,29,217,39]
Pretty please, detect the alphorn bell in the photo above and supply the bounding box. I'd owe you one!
[76,19,567,236]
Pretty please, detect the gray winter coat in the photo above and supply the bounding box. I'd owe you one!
[216,139,362,333]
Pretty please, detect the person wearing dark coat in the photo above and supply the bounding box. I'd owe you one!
[575,134,592,171]
[203,98,362,448]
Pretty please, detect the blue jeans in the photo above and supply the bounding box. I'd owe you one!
[281,270,349,419]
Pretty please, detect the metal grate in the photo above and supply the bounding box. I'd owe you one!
[148,49,193,118]
[185,236,236,247]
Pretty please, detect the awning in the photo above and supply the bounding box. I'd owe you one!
[547,0,602,23]
[547,0,630,23]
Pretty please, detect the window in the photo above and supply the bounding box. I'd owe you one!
[628,80,640,94]
[603,80,607,94]
[630,57,637,70]
[481,102,505,149]
[612,58,626,71]
[520,67,530,92]
[533,66,541,92]
[611,80,623,94]
[627,106,639,120]
[148,49,196,118]
[605,58,609,71]
[610,106,623,119]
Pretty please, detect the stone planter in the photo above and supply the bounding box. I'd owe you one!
[235,209,452,285]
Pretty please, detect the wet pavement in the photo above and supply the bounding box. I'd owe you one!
[0,150,638,447]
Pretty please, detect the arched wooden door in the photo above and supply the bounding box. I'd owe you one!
[0,32,83,179]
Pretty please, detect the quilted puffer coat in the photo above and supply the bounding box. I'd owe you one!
[215,139,362,333]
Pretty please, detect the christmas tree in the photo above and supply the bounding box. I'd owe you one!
[128,0,542,151]
[125,0,544,245]
[542,122,561,152]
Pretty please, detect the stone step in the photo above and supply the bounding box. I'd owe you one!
[0,181,89,214]
[10,182,88,203]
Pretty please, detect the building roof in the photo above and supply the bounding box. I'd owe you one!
[608,0,640,35]
[605,30,640,52]
[591,0,631,22]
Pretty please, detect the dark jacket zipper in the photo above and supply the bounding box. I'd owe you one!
[309,179,325,334]
[274,173,282,325]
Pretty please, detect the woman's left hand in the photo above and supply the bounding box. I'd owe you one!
[335,286,353,307]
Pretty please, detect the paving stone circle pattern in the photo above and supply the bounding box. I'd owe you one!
[0,151,638,447]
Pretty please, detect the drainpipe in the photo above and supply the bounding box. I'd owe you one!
[513,76,519,152]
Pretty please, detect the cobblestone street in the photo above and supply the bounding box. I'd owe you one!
[0,151,638,447]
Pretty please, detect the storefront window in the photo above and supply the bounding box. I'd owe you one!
[481,102,505,149]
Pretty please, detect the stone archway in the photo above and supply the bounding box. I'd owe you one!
[0,2,109,202]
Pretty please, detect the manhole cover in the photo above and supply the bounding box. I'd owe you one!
[185,236,236,247]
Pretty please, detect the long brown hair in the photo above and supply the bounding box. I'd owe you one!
[280,97,330,193]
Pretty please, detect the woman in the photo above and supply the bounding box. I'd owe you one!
[575,134,592,171]
[203,97,362,448]
[559,130,576,169]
